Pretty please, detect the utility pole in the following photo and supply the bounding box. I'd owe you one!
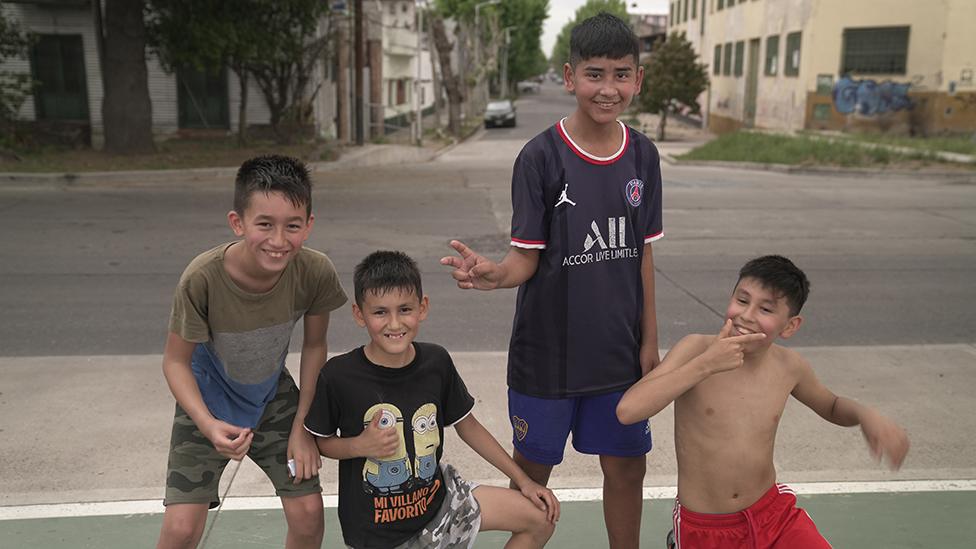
[354,0,364,145]
[414,1,424,145]
[474,0,500,111]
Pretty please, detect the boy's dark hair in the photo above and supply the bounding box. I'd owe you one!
[354,251,423,307]
[569,12,639,67]
[737,255,810,316]
[234,155,312,218]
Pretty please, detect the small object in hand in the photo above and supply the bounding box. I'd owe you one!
[287,458,297,477]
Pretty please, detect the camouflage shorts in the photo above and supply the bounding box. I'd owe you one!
[387,463,482,549]
[163,371,322,508]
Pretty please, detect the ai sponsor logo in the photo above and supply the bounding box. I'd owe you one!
[563,217,639,266]
[584,217,626,252]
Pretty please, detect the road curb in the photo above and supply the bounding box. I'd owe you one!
[664,158,976,180]
[431,123,487,160]
[0,143,449,189]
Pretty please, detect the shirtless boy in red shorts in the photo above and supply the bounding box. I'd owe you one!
[617,255,910,548]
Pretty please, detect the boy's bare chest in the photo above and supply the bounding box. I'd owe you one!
[680,367,795,437]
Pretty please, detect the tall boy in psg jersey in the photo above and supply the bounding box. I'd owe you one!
[441,13,662,548]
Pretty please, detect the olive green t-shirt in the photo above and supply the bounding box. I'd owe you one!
[169,242,347,427]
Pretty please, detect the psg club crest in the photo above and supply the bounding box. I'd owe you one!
[625,178,644,207]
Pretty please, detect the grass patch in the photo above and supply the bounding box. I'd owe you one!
[815,132,976,156]
[678,131,974,168]
[0,137,337,173]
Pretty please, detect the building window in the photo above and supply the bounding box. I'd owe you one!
[841,26,909,75]
[784,31,801,77]
[717,0,724,10]
[692,0,697,19]
[177,66,229,129]
[764,35,779,76]
[30,34,89,121]
[669,2,674,26]
[727,0,735,6]
[734,41,744,76]
[683,0,689,21]
[713,44,722,75]
[723,42,732,76]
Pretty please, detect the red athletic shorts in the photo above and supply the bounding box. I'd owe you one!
[671,483,832,549]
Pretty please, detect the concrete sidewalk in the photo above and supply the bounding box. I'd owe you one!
[1,344,974,511]
[0,142,442,188]
[1,344,975,547]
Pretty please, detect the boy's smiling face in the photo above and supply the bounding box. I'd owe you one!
[228,190,313,277]
[726,277,803,352]
[353,287,429,367]
[564,56,643,125]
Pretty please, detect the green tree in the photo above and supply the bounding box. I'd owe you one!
[499,0,549,94]
[431,0,548,125]
[429,11,464,137]
[639,31,709,141]
[0,7,33,149]
[146,0,261,145]
[101,0,155,154]
[147,0,332,144]
[245,0,332,143]
[549,0,628,69]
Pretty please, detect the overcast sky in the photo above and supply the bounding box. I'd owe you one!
[542,0,669,56]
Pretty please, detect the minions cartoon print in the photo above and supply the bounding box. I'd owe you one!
[362,403,412,494]
[411,403,440,483]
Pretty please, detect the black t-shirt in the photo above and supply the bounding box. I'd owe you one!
[304,342,475,549]
[508,120,664,398]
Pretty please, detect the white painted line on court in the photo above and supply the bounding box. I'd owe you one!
[2,480,974,521]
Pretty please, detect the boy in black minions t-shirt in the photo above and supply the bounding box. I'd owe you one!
[305,251,560,548]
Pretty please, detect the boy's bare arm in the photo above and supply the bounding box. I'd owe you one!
[639,242,660,374]
[161,332,253,460]
[791,357,910,470]
[440,240,539,290]
[617,321,765,425]
[454,414,560,522]
[287,312,330,481]
[314,411,399,460]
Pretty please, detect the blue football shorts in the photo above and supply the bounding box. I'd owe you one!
[508,388,652,465]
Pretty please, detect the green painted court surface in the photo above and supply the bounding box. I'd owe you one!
[3,491,974,548]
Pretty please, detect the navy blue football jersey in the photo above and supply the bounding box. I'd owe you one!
[508,119,664,398]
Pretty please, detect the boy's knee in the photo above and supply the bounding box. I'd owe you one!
[283,495,325,537]
[531,514,556,542]
[158,511,206,549]
[601,455,646,483]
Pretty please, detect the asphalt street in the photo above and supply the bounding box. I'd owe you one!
[0,82,974,356]
[0,81,974,548]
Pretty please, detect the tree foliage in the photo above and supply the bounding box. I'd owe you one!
[0,7,33,146]
[499,0,549,89]
[549,0,628,68]
[146,0,332,144]
[639,31,709,141]
[432,0,548,107]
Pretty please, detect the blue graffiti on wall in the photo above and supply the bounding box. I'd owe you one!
[832,77,913,115]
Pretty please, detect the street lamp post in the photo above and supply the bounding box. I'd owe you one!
[500,26,515,98]
[474,0,501,110]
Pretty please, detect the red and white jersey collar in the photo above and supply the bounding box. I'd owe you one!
[556,117,629,165]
